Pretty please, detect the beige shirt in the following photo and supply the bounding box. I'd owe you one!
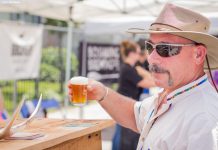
[134,75,218,150]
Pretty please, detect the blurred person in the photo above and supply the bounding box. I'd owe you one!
[69,3,218,150]
[113,40,154,150]
[213,70,218,87]
[136,39,149,71]
[207,70,218,89]
[136,39,156,100]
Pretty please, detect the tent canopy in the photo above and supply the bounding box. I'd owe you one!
[1,0,218,22]
[72,0,218,35]
[0,0,76,21]
[72,0,218,22]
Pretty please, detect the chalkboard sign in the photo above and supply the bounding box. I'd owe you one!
[79,42,120,83]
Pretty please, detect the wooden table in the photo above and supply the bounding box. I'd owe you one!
[0,118,115,150]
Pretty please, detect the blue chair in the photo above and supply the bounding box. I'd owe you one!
[32,98,60,110]
[20,98,60,118]
[1,110,8,120]
[21,102,30,118]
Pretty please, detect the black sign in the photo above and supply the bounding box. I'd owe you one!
[79,42,120,83]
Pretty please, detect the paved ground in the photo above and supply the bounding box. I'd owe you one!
[47,101,115,150]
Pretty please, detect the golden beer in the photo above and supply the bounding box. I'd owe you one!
[70,76,88,106]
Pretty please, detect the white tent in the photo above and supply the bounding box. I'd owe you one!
[72,0,218,36]
[2,0,218,27]
[83,16,154,35]
[0,0,75,20]
[83,15,218,36]
[72,0,218,21]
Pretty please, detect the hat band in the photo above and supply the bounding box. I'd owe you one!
[149,23,182,31]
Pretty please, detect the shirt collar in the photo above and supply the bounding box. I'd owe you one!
[166,74,208,102]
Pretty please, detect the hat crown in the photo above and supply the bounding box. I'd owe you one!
[150,3,210,33]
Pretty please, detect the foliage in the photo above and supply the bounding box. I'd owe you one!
[40,63,59,82]
[40,47,78,81]
[71,51,79,76]
[45,18,67,27]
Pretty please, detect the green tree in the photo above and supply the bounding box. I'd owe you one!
[40,47,78,92]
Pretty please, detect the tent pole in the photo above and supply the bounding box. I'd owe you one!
[64,21,73,119]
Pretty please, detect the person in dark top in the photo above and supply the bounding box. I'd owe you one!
[112,40,154,150]
[117,63,143,100]
[136,38,149,71]
[136,39,156,100]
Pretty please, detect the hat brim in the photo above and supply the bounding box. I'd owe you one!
[127,28,218,70]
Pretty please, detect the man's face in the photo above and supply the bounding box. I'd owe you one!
[147,33,196,89]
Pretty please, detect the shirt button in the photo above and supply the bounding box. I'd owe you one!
[141,137,145,141]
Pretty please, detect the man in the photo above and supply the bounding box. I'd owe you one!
[69,3,218,150]
[135,39,155,101]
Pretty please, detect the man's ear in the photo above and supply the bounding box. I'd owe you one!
[193,45,207,65]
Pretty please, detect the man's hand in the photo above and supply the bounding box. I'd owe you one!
[68,79,106,102]
[68,77,138,131]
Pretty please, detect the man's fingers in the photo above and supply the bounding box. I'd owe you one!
[69,90,73,95]
[68,83,73,95]
[87,79,98,91]
[87,85,93,91]
[68,83,73,88]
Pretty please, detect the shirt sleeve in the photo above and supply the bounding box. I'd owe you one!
[134,95,156,132]
[187,114,218,150]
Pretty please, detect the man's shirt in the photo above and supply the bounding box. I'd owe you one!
[134,75,218,150]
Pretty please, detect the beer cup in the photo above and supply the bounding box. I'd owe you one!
[70,76,88,106]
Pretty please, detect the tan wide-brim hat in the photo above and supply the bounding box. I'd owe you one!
[127,3,218,70]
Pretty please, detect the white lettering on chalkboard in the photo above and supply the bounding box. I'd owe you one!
[87,45,120,71]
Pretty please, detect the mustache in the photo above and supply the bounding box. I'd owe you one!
[149,64,173,86]
[149,64,168,74]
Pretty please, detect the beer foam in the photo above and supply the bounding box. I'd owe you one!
[70,76,88,85]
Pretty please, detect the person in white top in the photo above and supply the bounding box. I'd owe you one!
[68,3,218,150]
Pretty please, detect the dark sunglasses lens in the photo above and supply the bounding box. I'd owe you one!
[145,42,153,54]
[156,45,170,57]
[168,46,181,56]
[156,45,182,57]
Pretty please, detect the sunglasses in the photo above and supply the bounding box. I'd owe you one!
[145,41,196,57]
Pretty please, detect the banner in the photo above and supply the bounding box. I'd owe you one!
[0,22,43,80]
[79,42,120,83]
